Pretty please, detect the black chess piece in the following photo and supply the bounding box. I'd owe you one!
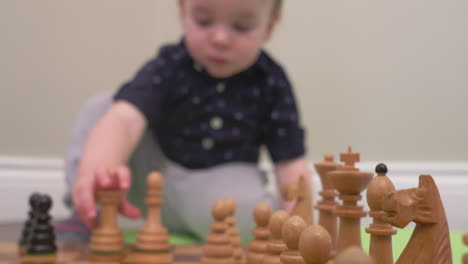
[26,194,57,255]
[19,192,41,250]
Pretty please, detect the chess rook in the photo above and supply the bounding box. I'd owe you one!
[89,189,125,262]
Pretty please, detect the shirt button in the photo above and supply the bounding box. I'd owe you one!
[210,116,223,130]
[202,138,214,150]
[216,82,226,93]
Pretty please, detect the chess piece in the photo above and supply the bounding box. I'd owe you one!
[23,194,57,263]
[365,163,397,264]
[328,147,373,253]
[246,203,272,264]
[201,200,234,264]
[298,224,332,264]
[280,216,307,264]
[335,246,374,264]
[89,188,125,262]
[126,171,172,263]
[18,192,41,255]
[282,175,313,224]
[224,198,244,264]
[314,154,340,253]
[382,174,453,264]
[263,210,289,264]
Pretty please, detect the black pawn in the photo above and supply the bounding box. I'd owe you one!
[26,194,57,255]
[19,192,41,247]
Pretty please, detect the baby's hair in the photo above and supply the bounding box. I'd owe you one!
[273,0,283,13]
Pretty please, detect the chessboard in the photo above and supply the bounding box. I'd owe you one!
[0,241,204,264]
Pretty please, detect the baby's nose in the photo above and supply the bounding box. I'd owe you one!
[211,26,231,47]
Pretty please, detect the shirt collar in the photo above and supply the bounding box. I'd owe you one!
[176,37,272,78]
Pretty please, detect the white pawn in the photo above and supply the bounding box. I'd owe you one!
[299,224,332,264]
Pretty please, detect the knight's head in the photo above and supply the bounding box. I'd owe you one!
[382,175,440,228]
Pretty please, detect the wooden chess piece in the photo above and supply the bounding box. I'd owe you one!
[298,224,332,264]
[365,163,397,264]
[201,200,234,264]
[89,188,125,262]
[224,198,244,264]
[282,175,313,225]
[382,174,453,263]
[263,210,289,264]
[22,194,57,263]
[246,203,272,264]
[463,233,468,264]
[328,147,373,253]
[18,192,41,255]
[280,216,307,264]
[126,171,172,263]
[314,154,340,253]
[334,246,374,264]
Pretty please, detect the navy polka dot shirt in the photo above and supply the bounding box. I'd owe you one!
[115,39,305,169]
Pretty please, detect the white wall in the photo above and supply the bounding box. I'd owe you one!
[0,1,467,161]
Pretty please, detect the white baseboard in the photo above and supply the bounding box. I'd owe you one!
[0,156,69,222]
[1,156,467,231]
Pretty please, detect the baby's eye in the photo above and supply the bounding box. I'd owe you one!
[232,23,252,33]
[195,18,213,27]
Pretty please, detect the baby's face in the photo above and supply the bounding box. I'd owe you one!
[179,0,278,78]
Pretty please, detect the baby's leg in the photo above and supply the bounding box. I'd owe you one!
[160,161,281,242]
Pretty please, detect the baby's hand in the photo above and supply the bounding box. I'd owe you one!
[72,166,141,228]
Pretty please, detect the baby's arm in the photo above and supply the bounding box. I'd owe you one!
[274,156,311,212]
[72,100,147,228]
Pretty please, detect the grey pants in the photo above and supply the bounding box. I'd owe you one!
[64,92,280,241]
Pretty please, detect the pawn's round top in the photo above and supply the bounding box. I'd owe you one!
[335,246,374,264]
[212,200,227,221]
[282,216,307,251]
[224,197,236,215]
[29,192,42,208]
[269,210,289,239]
[375,163,388,174]
[299,224,332,264]
[37,194,52,212]
[147,171,164,188]
[253,203,271,227]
